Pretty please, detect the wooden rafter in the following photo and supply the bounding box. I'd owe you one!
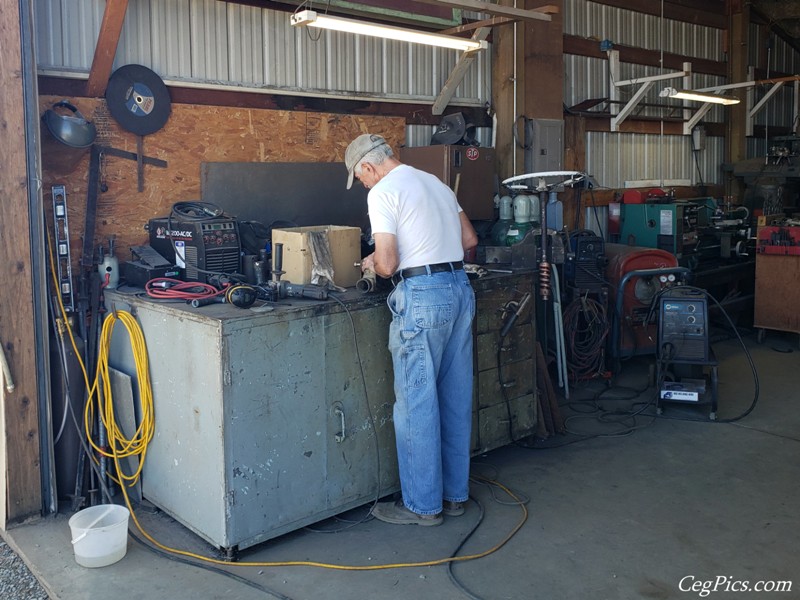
[440,16,514,36]
[432,26,492,115]
[85,0,129,97]
[414,0,557,23]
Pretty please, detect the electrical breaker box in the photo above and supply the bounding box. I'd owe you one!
[271,225,362,288]
[524,118,564,174]
[400,145,495,220]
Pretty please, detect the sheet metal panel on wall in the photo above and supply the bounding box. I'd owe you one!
[35,0,103,67]
[563,0,723,61]
[585,132,723,189]
[34,0,489,108]
[747,23,798,130]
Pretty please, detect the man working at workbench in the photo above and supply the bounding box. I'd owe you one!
[345,133,478,526]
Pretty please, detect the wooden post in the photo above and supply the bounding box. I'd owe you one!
[726,0,749,201]
[0,0,43,526]
[492,0,527,181]
[522,0,564,121]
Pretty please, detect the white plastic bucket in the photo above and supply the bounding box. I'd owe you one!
[68,504,130,568]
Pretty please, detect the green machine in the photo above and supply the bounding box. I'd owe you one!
[618,198,718,262]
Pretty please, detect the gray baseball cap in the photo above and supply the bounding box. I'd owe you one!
[345,133,388,189]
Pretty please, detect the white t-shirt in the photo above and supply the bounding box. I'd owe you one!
[367,164,464,271]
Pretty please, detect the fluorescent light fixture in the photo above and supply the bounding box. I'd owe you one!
[660,87,740,106]
[290,10,488,53]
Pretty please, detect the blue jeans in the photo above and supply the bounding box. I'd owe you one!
[386,269,475,515]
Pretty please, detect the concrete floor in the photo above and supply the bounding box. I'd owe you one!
[2,333,799,600]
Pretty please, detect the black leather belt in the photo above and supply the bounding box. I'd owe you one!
[391,261,464,285]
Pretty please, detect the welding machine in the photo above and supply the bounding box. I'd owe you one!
[605,243,684,360]
[658,287,710,363]
[148,216,241,282]
[656,286,718,419]
[618,197,716,260]
[564,230,606,290]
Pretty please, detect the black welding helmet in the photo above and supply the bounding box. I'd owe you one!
[41,100,97,174]
[42,100,96,148]
[430,112,478,146]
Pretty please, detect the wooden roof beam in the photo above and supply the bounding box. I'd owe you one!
[440,16,515,36]
[432,26,492,115]
[85,0,129,97]
[414,0,557,23]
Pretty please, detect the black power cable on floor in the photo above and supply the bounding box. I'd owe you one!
[128,531,294,600]
[522,283,761,449]
[447,475,530,600]
[518,381,658,449]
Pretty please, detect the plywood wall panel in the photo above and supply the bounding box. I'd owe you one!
[39,96,405,267]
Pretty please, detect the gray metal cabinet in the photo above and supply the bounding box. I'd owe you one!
[105,290,398,553]
[472,274,538,453]
[105,274,537,553]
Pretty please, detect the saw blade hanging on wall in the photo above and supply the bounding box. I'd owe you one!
[105,64,172,135]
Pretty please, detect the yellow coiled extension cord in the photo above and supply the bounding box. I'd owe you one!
[84,309,155,487]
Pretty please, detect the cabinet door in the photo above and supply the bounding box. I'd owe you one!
[224,316,329,547]
[323,307,399,508]
[754,254,800,332]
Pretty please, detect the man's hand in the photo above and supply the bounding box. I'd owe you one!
[361,253,376,273]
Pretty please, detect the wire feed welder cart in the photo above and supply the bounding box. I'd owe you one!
[655,287,719,420]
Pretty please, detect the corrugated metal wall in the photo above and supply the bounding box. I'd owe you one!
[563,1,800,187]
[747,23,798,130]
[586,132,724,190]
[34,0,490,107]
[564,0,729,186]
[564,0,722,60]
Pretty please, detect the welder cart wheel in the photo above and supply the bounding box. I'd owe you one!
[757,328,766,344]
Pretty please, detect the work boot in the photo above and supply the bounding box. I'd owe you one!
[443,500,465,516]
[372,500,443,526]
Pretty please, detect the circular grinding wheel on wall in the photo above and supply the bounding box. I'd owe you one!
[106,64,171,135]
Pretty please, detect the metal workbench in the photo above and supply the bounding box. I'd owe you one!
[104,272,538,553]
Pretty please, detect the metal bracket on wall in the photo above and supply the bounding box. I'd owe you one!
[52,185,75,313]
[96,144,168,192]
[607,49,692,132]
[687,69,800,136]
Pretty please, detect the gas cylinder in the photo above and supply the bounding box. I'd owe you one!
[506,195,533,245]
[491,195,514,245]
[98,242,120,289]
[529,193,541,225]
